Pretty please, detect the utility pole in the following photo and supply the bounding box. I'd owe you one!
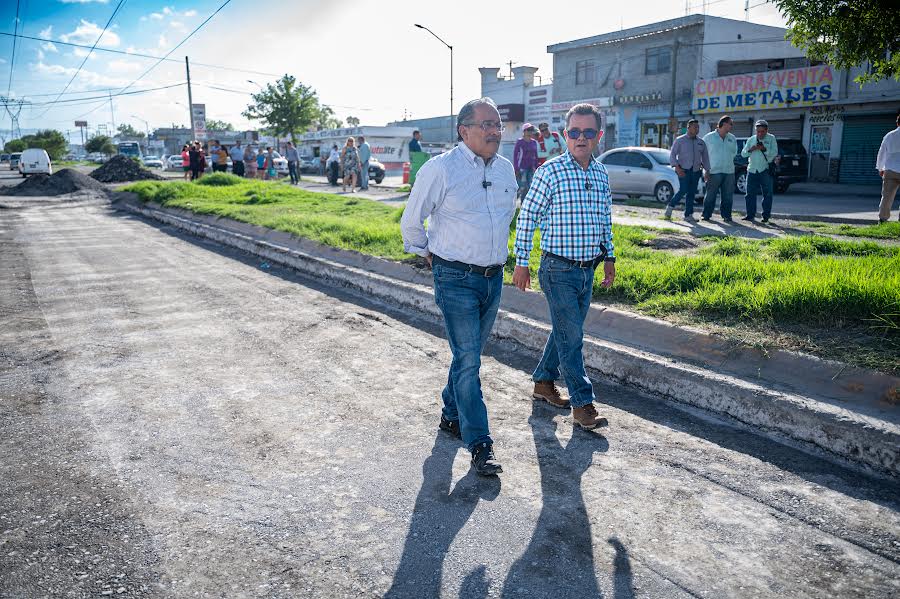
[186,56,195,140]
[669,39,680,147]
[744,0,750,20]
[108,91,116,131]
[414,24,453,147]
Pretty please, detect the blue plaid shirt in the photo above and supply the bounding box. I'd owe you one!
[514,151,614,267]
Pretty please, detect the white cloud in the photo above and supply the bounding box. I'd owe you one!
[37,48,45,61]
[40,25,53,38]
[170,21,186,31]
[59,20,121,48]
[33,61,131,88]
[70,47,99,59]
[158,34,168,48]
[183,10,197,17]
[107,59,142,73]
[41,42,59,53]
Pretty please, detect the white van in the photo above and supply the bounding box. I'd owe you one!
[18,148,53,177]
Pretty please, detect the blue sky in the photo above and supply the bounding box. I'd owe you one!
[2,0,787,142]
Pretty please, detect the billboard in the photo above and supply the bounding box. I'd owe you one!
[692,66,834,114]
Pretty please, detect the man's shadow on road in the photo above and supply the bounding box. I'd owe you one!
[384,434,501,599]
[500,401,623,599]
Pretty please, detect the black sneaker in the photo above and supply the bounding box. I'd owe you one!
[701,216,711,221]
[723,217,733,223]
[761,217,770,224]
[741,215,754,222]
[471,442,502,476]
[439,415,461,440]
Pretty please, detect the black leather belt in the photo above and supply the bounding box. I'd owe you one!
[542,249,607,268]
[432,254,504,277]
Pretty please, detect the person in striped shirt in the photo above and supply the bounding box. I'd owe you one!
[512,103,614,430]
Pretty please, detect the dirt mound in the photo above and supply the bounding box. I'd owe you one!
[90,155,163,183]
[2,168,108,196]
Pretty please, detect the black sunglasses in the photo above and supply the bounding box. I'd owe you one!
[567,128,599,140]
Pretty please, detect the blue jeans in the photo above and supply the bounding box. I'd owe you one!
[359,160,369,189]
[532,255,596,408]
[702,172,735,219]
[745,170,774,219]
[518,168,535,200]
[669,169,702,216]
[433,262,503,450]
[287,161,299,183]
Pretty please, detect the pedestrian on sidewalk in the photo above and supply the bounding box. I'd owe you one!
[666,119,709,220]
[319,150,327,176]
[263,146,276,180]
[536,122,564,167]
[326,144,340,185]
[876,112,900,223]
[357,135,371,190]
[285,141,300,184]
[230,140,245,177]
[741,120,779,223]
[243,144,257,179]
[340,137,360,192]
[512,102,613,432]
[701,115,738,223]
[255,147,266,179]
[180,144,190,181]
[513,123,539,200]
[214,144,228,173]
[188,141,202,181]
[400,97,517,476]
[409,130,423,154]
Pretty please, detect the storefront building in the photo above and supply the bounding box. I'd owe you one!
[295,125,417,176]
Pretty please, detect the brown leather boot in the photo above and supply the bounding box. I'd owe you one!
[533,380,570,409]
[572,403,608,430]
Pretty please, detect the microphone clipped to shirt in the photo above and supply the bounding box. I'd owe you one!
[584,180,592,190]
[482,180,492,189]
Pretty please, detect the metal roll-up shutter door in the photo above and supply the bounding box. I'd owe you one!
[840,115,895,185]
[731,119,754,138]
[766,118,803,140]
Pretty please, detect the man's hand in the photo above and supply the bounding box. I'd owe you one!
[600,261,616,288]
[675,166,685,178]
[881,170,886,178]
[513,265,531,290]
[424,252,433,267]
[704,171,710,183]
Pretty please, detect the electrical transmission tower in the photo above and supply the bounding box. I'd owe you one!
[1,97,31,139]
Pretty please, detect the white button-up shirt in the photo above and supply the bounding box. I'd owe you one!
[401,142,518,267]
[876,126,900,173]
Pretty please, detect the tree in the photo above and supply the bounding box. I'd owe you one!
[116,123,145,138]
[774,0,900,85]
[85,134,116,156]
[312,105,343,130]
[346,115,360,127]
[205,119,235,131]
[242,74,323,143]
[4,139,26,153]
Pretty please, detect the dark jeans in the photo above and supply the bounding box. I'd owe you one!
[213,163,227,173]
[432,262,503,451]
[669,168,702,216]
[327,161,339,185]
[190,166,201,180]
[288,160,299,183]
[702,172,735,219]
[532,255,596,409]
[745,170,774,219]
[518,168,535,200]
[232,160,244,177]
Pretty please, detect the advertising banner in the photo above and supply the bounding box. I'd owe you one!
[692,66,834,114]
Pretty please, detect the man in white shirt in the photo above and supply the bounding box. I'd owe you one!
[876,113,900,223]
[400,97,517,476]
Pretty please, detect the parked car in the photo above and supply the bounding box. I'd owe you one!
[142,155,164,169]
[299,156,319,174]
[0,153,9,163]
[598,147,706,204]
[9,152,22,170]
[166,154,184,171]
[87,152,107,164]
[18,148,53,177]
[733,138,808,194]
[368,158,386,184]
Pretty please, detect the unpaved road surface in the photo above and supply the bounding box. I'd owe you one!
[1,193,898,598]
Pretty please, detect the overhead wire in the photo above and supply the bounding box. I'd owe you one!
[6,0,22,98]
[33,0,128,118]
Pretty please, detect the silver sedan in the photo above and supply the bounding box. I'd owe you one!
[599,146,705,204]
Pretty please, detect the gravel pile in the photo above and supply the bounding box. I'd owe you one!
[90,155,163,183]
[2,168,108,196]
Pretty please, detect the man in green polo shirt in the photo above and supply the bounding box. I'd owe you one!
[701,115,738,223]
[741,119,779,223]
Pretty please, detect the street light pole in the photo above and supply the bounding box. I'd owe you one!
[131,115,150,152]
[414,24,453,147]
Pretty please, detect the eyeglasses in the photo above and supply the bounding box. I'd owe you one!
[463,120,506,132]
[567,128,599,140]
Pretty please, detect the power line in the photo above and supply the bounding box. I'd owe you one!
[0,31,281,78]
[33,0,128,119]
[1,82,186,108]
[6,0,22,98]
[115,0,233,97]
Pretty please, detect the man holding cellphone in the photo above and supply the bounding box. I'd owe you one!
[741,119,779,223]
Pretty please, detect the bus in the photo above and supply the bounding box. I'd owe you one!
[117,141,142,159]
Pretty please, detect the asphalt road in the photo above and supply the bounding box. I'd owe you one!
[1,189,899,598]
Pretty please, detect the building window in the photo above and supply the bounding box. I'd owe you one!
[645,46,672,75]
[576,60,595,85]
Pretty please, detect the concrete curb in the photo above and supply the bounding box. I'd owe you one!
[113,195,900,477]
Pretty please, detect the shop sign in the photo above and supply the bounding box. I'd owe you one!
[693,66,834,114]
[615,91,664,105]
[551,97,612,112]
[808,105,844,123]
[497,103,525,122]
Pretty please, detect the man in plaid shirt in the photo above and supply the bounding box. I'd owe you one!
[512,103,615,430]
